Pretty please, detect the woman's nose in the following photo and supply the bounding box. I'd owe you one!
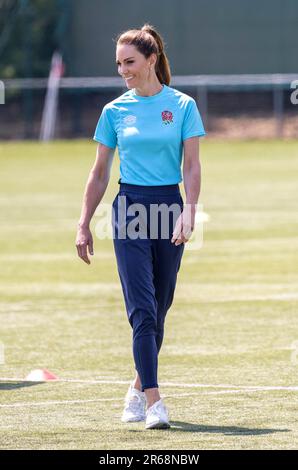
[119,66,127,76]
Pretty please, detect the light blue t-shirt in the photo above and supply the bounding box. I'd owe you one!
[93,84,206,186]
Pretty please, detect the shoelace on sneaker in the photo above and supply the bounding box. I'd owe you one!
[124,393,145,414]
[146,400,168,418]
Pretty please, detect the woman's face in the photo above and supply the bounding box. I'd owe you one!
[116,44,155,89]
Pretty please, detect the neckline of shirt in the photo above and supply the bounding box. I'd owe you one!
[131,84,168,101]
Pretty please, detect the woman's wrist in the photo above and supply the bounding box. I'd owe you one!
[184,202,197,213]
[78,221,90,229]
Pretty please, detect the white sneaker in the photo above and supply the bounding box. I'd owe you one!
[145,399,170,429]
[121,384,146,422]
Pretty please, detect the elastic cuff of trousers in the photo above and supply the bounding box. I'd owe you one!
[142,383,159,392]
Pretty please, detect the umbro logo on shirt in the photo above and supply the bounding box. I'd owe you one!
[124,115,137,125]
[161,110,173,125]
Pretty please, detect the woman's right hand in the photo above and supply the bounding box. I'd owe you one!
[76,224,94,265]
[75,143,114,265]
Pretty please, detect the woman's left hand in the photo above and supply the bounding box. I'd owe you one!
[171,204,195,246]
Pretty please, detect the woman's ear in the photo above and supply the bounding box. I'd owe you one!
[149,53,157,68]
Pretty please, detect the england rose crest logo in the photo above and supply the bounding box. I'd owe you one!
[161,110,173,125]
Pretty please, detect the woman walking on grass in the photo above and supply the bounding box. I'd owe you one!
[76,24,206,429]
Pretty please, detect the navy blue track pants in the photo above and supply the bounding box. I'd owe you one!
[112,182,185,391]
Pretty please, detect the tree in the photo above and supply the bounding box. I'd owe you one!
[0,0,66,78]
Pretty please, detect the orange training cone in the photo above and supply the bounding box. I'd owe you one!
[25,368,58,381]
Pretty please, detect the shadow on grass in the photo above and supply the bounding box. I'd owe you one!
[168,421,289,435]
[129,422,289,435]
[0,381,44,390]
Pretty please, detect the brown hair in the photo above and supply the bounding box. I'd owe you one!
[115,23,171,85]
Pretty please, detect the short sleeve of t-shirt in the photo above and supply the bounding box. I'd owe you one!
[182,99,206,141]
[93,105,117,148]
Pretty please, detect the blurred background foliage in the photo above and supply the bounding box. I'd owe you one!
[0,0,63,78]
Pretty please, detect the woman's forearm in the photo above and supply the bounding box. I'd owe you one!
[78,172,109,228]
[183,160,201,209]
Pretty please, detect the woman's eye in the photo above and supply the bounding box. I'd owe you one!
[117,61,134,65]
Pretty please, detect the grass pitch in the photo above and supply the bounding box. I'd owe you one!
[0,139,298,450]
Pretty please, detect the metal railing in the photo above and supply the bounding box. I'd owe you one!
[2,73,298,138]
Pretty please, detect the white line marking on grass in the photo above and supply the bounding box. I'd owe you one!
[204,386,298,395]
[0,398,123,409]
[204,389,261,395]
[1,377,298,392]
[0,393,196,409]
[215,293,298,301]
[0,252,114,262]
[1,282,297,301]
[0,377,131,385]
[163,392,199,399]
[0,283,120,296]
[161,382,298,391]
